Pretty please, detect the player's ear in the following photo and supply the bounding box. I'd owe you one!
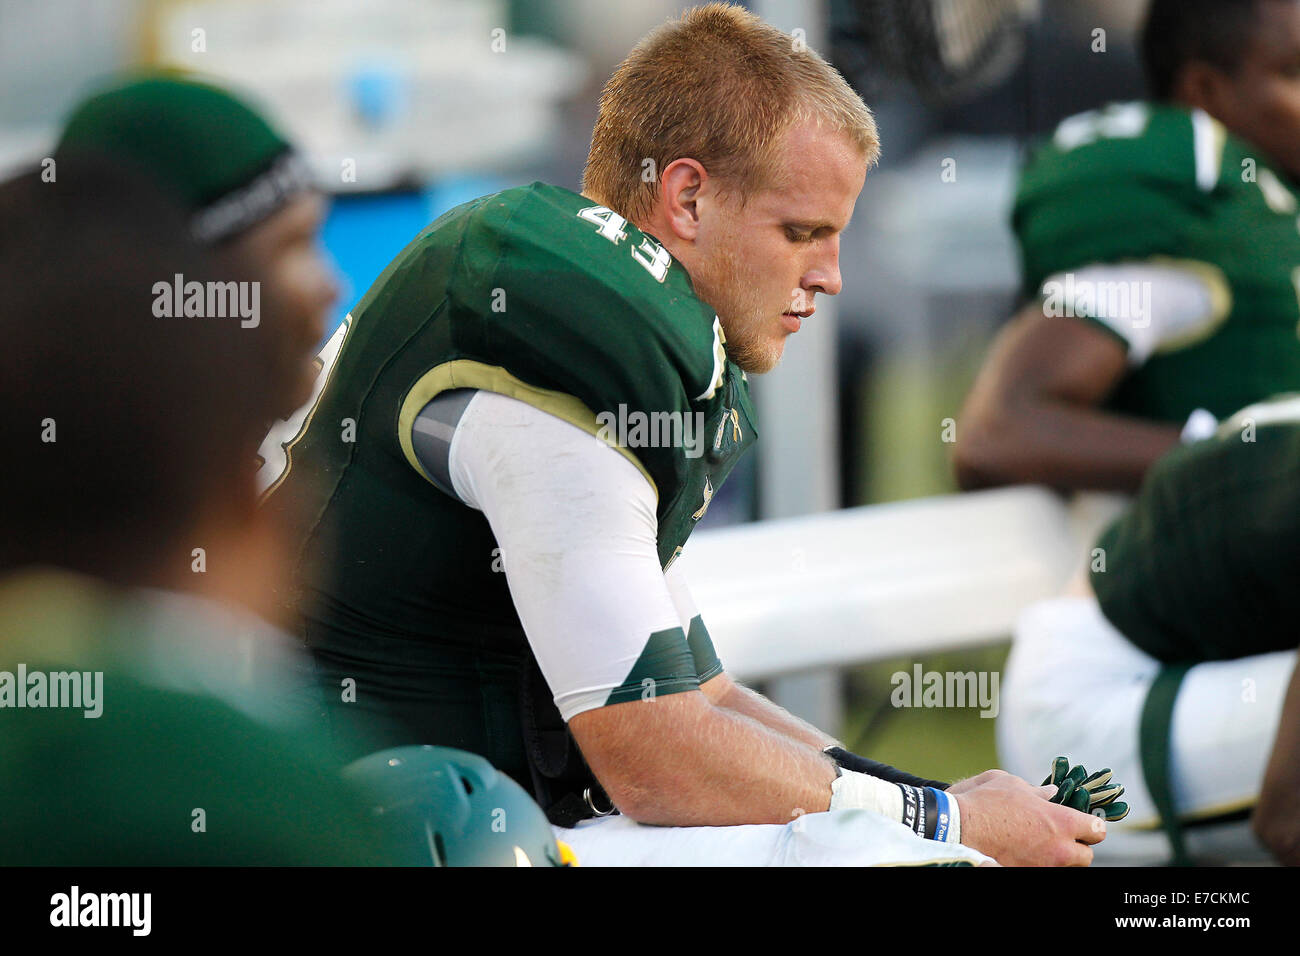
[658,158,706,241]
[1172,60,1236,119]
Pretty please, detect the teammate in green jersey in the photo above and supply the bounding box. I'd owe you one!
[1091,395,1300,863]
[0,159,418,865]
[1002,395,1300,862]
[264,2,1109,866]
[1091,401,1300,663]
[982,0,1300,863]
[955,0,1300,493]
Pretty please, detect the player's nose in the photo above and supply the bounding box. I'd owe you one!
[807,239,842,297]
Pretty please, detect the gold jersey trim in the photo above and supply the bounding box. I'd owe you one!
[397,359,659,501]
[1147,255,1234,356]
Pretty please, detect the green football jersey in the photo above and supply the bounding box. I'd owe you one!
[1091,395,1300,663]
[1015,101,1300,422]
[0,570,416,866]
[260,183,757,790]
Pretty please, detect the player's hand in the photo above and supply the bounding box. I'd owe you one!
[948,769,1105,866]
[1042,756,1129,822]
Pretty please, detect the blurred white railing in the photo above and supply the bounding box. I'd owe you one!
[680,485,1081,681]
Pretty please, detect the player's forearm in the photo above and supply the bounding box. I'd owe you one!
[705,675,954,788]
[715,679,839,751]
[574,694,836,826]
[956,398,1179,493]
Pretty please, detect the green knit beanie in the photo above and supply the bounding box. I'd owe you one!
[56,71,314,243]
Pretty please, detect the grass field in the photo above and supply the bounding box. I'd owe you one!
[835,338,1009,782]
[841,642,1011,782]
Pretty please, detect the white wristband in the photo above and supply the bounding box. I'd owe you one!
[830,769,905,819]
[830,769,962,844]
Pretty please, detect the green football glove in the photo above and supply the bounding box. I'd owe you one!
[1042,756,1130,822]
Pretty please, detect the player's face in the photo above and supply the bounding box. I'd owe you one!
[1215,0,1300,180]
[689,120,868,374]
[231,193,340,414]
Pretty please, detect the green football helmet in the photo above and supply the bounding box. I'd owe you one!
[343,745,576,867]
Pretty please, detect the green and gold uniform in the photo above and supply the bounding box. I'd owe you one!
[0,571,414,865]
[1091,396,1300,663]
[260,183,756,807]
[1015,101,1300,422]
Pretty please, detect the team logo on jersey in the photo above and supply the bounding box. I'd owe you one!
[691,474,714,521]
[713,407,741,452]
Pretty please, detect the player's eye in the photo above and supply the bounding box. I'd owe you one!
[785,227,815,244]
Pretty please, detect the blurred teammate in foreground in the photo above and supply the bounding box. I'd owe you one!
[263,2,1110,866]
[18,78,567,867]
[955,0,1300,493]
[52,71,340,629]
[0,160,413,863]
[56,71,340,418]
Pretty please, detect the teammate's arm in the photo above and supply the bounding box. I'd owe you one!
[1253,646,1300,864]
[953,303,1180,493]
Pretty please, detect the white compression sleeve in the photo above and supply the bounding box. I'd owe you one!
[1039,262,1227,366]
[447,390,702,720]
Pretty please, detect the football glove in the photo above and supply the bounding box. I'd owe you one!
[1043,756,1129,822]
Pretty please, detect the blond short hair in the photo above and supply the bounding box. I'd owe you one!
[581,2,880,225]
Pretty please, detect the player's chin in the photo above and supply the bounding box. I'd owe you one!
[749,340,786,375]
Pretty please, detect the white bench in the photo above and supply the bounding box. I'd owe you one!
[680,485,1079,680]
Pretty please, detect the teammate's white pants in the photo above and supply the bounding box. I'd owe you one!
[555,809,990,867]
[999,596,1295,830]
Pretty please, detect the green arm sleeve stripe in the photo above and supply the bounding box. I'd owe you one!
[604,625,699,706]
[686,614,723,683]
[397,358,659,501]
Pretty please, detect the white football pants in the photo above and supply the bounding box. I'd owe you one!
[555,808,990,867]
[999,596,1295,832]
